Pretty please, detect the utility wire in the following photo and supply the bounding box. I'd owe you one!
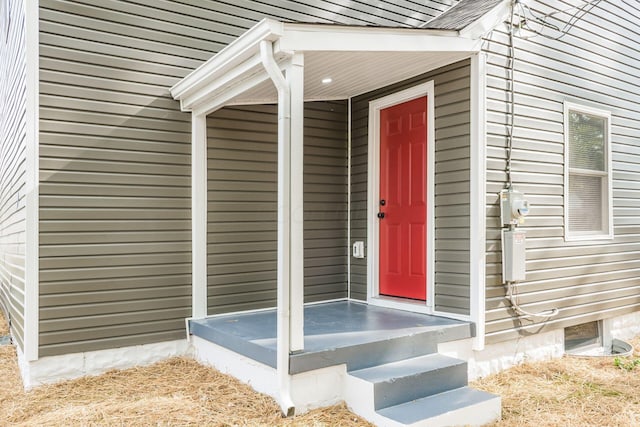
[506,0,517,189]
[502,0,562,321]
[516,0,605,41]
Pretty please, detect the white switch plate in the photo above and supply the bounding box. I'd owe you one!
[352,241,365,258]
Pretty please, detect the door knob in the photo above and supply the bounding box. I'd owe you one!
[377,212,385,219]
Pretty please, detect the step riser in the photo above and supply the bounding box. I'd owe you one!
[291,333,439,374]
[373,362,468,410]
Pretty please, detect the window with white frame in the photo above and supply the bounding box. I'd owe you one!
[564,102,613,240]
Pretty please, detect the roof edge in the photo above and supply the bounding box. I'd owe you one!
[459,0,512,39]
[170,18,283,105]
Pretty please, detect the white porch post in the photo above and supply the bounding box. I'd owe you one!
[260,40,304,415]
[288,52,305,352]
[470,53,487,351]
[192,113,208,319]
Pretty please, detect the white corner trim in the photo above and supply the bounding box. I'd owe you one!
[191,113,208,319]
[470,53,487,351]
[347,98,352,299]
[288,52,305,353]
[24,0,40,362]
[366,81,435,314]
[17,339,191,389]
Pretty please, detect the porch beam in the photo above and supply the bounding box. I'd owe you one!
[186,54,264,113]
[192,113,208,319]
[171,19,283,104]
[288,52,305,353]
[193,69,272,117]
[276,29,481,53]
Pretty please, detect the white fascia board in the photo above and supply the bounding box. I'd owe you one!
[277,25,481,53]
[192,69,273,117]
[170,18,284,106]
[459,0,512,39]
[184,53,263,112]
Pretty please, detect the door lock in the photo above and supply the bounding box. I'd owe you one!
[380,199,386,206]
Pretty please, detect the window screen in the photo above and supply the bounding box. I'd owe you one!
[565,104,611,239]
[568,112,605,171]
[569,174,603,232]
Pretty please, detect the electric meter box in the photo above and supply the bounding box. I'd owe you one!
[500,188,530,226]
[502,229,526,282]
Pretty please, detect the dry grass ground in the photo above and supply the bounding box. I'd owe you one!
[0,316,370,426]
[472,337,640,427]
[2,313,640,426]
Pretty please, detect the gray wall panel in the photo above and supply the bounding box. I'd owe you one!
[350,60,471,314]
[37,0,458,355]
[0,0,27,351]
[39,0,197,356]
[483,0,640,343]
[206,102,348,314]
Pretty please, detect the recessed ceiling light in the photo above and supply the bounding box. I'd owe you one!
[322,77,333,84]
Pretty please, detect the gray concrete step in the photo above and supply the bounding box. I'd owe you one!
[290,321,473,374]
[377,386,501,427]
[349,354,468,410]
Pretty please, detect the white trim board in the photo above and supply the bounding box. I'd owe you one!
[24,0,40,362]
[469,53,488,350]
[366,81,436,314]
[347,97,352,300]
[191,113,208,319]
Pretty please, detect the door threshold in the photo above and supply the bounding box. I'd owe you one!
[368,295,432,315]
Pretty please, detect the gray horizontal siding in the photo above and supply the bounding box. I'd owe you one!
[483,0,640,343]
[350,60,471,315]
[38,0,196,356]
[36,0,460,356]
[0,0,27,352]
[207,102,348,315]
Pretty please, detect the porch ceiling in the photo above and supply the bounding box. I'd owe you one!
[224,50,471,105]
[170,19,483,115]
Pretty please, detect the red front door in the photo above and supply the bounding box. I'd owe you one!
[378,96,427,301]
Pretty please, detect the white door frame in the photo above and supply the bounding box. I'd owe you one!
[366,81,435,314]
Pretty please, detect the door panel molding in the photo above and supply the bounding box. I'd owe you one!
[379,96,427,300]
[366,81,435,313]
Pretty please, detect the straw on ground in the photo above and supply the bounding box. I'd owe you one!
[2,315,640,426]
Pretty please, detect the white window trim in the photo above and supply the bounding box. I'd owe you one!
[366,81,435,315]
[563,101,613,242]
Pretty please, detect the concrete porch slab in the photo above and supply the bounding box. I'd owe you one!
[190,301,473,374]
